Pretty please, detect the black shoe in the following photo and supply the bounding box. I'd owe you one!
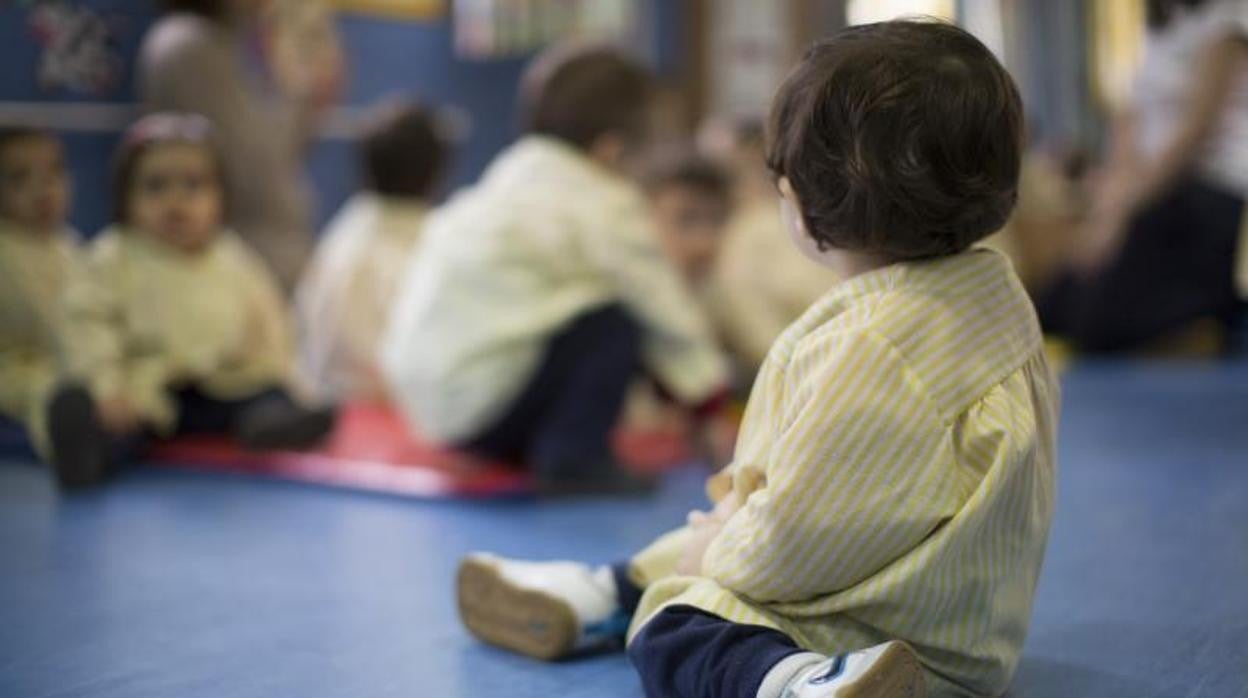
[46,385,107,489]
[233,402,336,451]
[534,455,657,497]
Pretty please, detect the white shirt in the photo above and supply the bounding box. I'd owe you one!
[1134,0,1248,194]
[380,136,728,442]
[296,193,427,401]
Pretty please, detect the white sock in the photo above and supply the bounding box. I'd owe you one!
[756,652,827,698]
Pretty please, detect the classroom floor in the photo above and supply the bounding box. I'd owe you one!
[2,362,1246,698]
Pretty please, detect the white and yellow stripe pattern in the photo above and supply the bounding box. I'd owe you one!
[629,248,1059,698]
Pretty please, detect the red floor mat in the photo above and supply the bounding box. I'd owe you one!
[148,403,695,499]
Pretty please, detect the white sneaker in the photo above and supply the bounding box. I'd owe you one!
[779,641,926,698]
[456,553,626,660]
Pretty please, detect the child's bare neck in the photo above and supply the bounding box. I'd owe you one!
[829,249,899,279]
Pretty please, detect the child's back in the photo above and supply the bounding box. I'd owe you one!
[632,247,1056,696]
[297,102,449,402]
[384,135,724,440]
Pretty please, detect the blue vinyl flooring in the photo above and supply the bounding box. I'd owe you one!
[1,362,1247,697]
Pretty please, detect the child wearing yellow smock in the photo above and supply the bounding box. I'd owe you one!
[47,114,334,488]
[454,21,1057,698]
[0,129,78,456]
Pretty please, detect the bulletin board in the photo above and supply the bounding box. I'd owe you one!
[333,0,445,21]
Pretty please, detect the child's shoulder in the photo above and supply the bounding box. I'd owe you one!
[775,248,1042,408]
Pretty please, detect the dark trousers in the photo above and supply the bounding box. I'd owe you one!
[628,605,804,698]
[1037,177,1245,353]
[609,565,803,698]
[168,384,293,436]
[462,304,641,472]
[109,385,294,466]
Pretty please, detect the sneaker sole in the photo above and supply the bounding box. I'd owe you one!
[456,557,579,661]
[839,641,927,698]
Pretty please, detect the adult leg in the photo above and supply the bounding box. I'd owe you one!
[1036,178,1244,353]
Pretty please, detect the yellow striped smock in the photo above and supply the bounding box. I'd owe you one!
[627,248,1059,698]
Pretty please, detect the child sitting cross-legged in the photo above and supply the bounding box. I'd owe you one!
[455,20,1058,698]
[46,113,334,488]
[381,44,731,495]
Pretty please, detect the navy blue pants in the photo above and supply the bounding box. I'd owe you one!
[168,384,293,436]
[109,385,295,466]
[1037,176,1245,353]
[611,565,805,698]
[461,304,641,473]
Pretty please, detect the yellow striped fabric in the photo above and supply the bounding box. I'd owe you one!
[628,248,1058,698]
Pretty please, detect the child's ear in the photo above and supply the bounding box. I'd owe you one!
[777,177,802,211]
[777,176,808,239]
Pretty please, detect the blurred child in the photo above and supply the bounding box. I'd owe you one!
[641,147,733,287]
[625,148,736,456]
[46,113,334,488]
[700,118,842,371]
[296,101,450,402]
[381,44,730,495]
[455,21,1057,698]
[0,128,77,455]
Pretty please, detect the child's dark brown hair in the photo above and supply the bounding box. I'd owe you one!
[359,101,451,199]
[641,147,733,209]
[0,127,55,158]
[519,42,653,151]
[112,112,223,225]
[767,19,1024,260]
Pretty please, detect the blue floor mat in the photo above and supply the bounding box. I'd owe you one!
[1,361,1246,697]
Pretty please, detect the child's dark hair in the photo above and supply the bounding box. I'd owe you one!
[767,20,1023,260]
[519,42,653,151]
[360,101,450,199]
[158,0,227,19]
[641,148,733,207]
[1146,0,1210,28]
[112,112,222,224]
[0,127,55,160]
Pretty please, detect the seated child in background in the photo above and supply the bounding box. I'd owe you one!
[699,117,842,372]
[47,113,334,489]
[642,147,733,289]
[0,128,78,459]
[624,148,736,452]
[381,43,730,495]
[296,101,450,402]
[456,20,1058,698]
